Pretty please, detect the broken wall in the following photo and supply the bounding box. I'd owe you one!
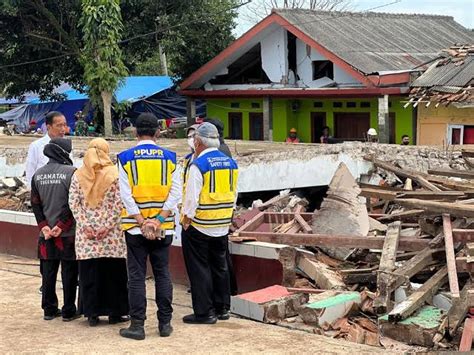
[261,27,289,83]
[0,142,466,193]
[295,38,362,88]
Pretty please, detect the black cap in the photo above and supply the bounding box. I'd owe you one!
[50,137,72,153]
[203,118,224,137]
[135,113,159,129]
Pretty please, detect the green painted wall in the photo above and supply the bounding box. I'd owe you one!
[206,96,413,144]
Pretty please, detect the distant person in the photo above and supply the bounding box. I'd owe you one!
[30,138,79,322]
[401,135,410,145]
[74,111,88,137]
[286,128,301,143]
[367,128,378,143]
[25,111,68,189]
[203,118,232,157]
[69,138,128,327]
[320,126,332,144]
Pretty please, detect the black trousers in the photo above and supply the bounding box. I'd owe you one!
[78,258,129,318]
[125,232,173,324]
[182,226,230,317]
[41,259,78,318]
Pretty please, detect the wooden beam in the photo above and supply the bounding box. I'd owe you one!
[459,318,474,352]
[434,280,472,343]
[297,255,346,290]
[388,247,445,292]
[397,191,466,200]
[360,187,397,200]
[462,149,474,158]
[456,257,474,273]
[394,199,474,218]
[233,211,265,236]
[443,214,460,299]
[428,168,474,180]
[235,231,430,251]
[452,229,474,243]
[388,266,448,322]
[374,221,401,313]
[257,193,293,211]
[366,157,441,191]
[264,212,312,224]
[359,182,402,191]
[294,213,313,234]
[378,209,425,222]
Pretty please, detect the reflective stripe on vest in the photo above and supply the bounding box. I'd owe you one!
[190,150,238,229]
[118,144,177,231]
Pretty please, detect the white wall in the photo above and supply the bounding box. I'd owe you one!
[296,38,361,88]
[260,27,288,83]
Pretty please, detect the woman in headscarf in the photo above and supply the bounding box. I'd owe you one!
[69,138,128,326]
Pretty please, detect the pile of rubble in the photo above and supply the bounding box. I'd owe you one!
[0,177,30,212]
[230,153,474,351]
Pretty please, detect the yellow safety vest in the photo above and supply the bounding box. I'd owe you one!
[188,150,238,228]
[118,143,177,231]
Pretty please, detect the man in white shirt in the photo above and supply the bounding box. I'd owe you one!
[25,111,68,189]
[181,123,239,325]
[118,113,181,340]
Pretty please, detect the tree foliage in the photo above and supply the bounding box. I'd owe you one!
[80,0,128,136]
[0,0,239,100]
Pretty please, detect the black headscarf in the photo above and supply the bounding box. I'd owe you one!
[44,138,73,166]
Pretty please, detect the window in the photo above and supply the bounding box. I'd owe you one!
[346,102,357,108]
[251,102,260,109]
[312,60,334,80]
[360,102,371,108]
[313,102,323,108]
[230,102,240,109]
[333,102,343,108]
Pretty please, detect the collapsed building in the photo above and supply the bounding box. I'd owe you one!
[0,135,473,351]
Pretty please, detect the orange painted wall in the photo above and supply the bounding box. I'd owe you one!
[417,105,474,145]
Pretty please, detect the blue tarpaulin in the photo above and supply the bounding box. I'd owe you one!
[0,76,182,131]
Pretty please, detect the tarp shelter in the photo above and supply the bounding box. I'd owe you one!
[0,76,204,132]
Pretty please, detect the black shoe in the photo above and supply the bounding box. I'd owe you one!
[119,319,145,340]
[43,309,61,321]
[217,310,231,320]
[62,313,81,322]
[109,315,130,324]
[88,316,99,327]
[159,323,173,337]
[182,314,217,324]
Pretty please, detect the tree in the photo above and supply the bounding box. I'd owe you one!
[80,0,128,136]
[239,0,352,26]
[0,0,238,100]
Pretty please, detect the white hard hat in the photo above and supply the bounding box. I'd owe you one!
[367,128,378,136]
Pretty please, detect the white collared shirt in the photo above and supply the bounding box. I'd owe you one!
[25,134,51,189]
[118,140,182,235]
[182,147,237,237]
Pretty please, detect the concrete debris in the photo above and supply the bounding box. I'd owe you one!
[312,163,369,260]
[230,156,474,350]
[230,285,308,323]
[0,177,29,212]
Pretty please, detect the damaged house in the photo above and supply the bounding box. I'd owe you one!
[409,44,474,145]
[181,9,473,143]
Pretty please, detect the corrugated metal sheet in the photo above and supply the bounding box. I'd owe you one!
[275,9,474,74]
[412,56,474,87]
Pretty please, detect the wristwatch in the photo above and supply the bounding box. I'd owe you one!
[156,215,166,224]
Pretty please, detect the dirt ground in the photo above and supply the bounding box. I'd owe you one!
[0,254,391,354]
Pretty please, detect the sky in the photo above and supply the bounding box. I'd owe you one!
[235,0,474,36]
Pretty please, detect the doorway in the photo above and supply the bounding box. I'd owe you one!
[249,112,264,140]
[334,112,370,140]
[311,112,326,143]
[389,113,396,144]
[228,112,243,139]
